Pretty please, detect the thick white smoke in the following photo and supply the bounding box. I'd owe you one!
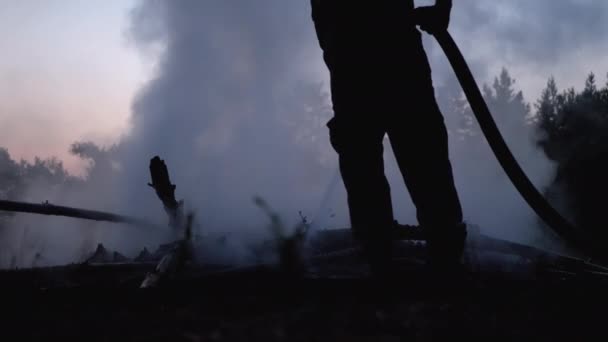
[119,0,339,233]
[120,0,563,249]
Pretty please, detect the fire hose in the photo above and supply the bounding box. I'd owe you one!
[434,31,601,262]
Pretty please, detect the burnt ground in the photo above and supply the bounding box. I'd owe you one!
[1,262,608,341]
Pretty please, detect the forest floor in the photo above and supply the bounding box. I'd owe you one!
[1,258,608,341]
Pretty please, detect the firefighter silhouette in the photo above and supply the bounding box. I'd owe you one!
[311,0,466,273]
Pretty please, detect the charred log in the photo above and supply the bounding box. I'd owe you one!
[148,156,184,229]
[84,244,131,264]
[142,156,195,287]
[134,248,152,263]
[141,214,194,288]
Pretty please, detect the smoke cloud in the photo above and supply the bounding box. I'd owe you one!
[120,0,336,231]
[119,0,563,249]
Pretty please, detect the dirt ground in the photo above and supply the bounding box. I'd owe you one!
[1,264,607,341]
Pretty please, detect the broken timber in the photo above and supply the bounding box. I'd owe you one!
[148,156,184,230]
[0,199,159,228]
[141,156,192,288]
[141,214,194,288]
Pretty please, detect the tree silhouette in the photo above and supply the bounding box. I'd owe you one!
[535,77,559,140]
[483,69,533,149]
[536,72,608,243]
[439,68,533,160]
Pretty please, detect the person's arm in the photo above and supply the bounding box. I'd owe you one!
[436,0,452,10]
[415,0,452,34]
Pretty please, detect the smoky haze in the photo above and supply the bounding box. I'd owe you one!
[124,0,608,251]
[4,0,606,267]
[121,0,556,244]
[121,0,336,232]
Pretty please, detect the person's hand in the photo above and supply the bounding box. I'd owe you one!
[414,5,451,35]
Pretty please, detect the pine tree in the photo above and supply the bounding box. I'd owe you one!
[436,75,476,142]
[535,77,559,155]
[583,72,597,97]
[493,68,516,104]
[600,73,608,113]
[534,71,608,246]
[483,68,532,153]
[0,148,23,200]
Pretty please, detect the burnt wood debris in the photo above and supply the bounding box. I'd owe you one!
[148,156,184,230]
[142,156,192,288]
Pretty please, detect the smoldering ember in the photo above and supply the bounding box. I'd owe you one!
[2,1,608,340]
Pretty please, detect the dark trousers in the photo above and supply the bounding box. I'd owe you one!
[325,38,463,244]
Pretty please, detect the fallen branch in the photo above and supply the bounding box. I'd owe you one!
[0,199,159,228]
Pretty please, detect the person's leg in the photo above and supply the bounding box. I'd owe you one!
[326,114,394,273]
[387,72,466,265]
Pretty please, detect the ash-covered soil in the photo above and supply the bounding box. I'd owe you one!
[1,264,607,341]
